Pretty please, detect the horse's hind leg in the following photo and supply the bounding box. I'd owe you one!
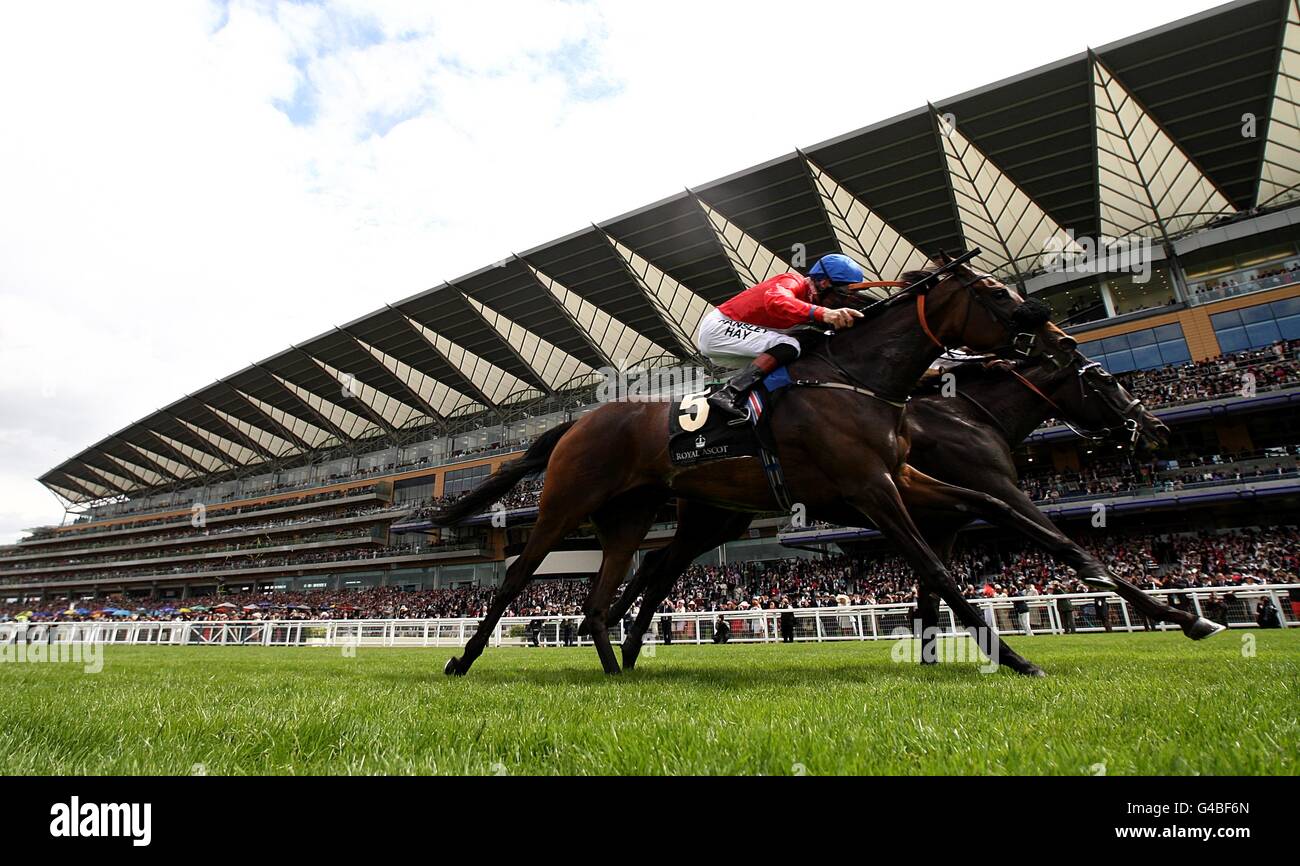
[607,544,670,627]
[916,587,941,664]
[445,481,608,676]
[582,489,668,675]
[616,503,752,670]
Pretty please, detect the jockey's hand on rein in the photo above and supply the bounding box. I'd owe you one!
[824,308,865,329]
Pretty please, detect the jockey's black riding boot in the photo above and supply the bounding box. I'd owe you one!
[707,345,798,421]
[707,363,766,420]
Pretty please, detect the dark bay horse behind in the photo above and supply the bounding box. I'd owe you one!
[434,254,1076,677]
[609,350,1226,671]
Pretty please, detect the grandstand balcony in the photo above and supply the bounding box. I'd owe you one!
[0,483,397,556]
[0,522,411,576]
[0,538,489,594]
[0,505,411,566]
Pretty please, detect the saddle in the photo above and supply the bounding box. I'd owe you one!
[668,368,796,509]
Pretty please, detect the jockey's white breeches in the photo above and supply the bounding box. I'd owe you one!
[696,309,801,369]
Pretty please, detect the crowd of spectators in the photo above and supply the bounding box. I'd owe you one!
[3,526,1292,623]
[0,528,388,575]
[1103,339,1299,409]
[2,502,404,562]
[1017,449,1299,503]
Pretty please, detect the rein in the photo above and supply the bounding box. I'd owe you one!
[1001,358,1146,444]
[1005,367,1066,415]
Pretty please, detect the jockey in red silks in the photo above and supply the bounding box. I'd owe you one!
[698,253,867,419]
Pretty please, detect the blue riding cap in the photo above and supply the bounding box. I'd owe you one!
[808,253,865,286]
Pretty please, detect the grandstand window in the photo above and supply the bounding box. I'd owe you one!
[1079,323,1191,373]
[1211,297,1300,353]
[1103,268,1176,315]
[395,481,433,503]
[1033,279,1107,326]
[443,464,490,497]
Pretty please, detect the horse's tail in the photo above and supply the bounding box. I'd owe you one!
[429,420,576,526]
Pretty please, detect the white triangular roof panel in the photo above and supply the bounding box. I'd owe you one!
[807,157,930,293]
[528,265,665,368]
[1259,0,1300,206]
[698,199,792,285]
[1093,58,1233,237]
[464,296,595,391]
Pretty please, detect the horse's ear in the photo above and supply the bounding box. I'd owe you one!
[1045,321,1077,350]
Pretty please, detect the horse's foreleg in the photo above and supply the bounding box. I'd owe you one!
[900,468,1224,640]
[899,466,1115,584]
[916,519,962,664]
[445,498,593,676]
[847,476,1044,677]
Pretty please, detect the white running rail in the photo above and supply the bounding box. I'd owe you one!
[1,586,1294,648]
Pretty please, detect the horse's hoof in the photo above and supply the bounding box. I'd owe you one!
[1020,665,1047,677]
[444,657,464,676]
[1184,617,1227,641]
[604,666,622,676]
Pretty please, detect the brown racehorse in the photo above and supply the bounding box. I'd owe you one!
[607,350,1226,672]
[435,253,1076,677]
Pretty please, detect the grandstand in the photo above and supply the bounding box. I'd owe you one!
[4,0,1300,625]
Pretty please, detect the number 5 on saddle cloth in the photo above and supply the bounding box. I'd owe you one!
[667,367,796,511]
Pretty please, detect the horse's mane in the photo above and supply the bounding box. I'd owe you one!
[900,268,938,285]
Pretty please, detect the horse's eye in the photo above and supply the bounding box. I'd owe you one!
[993,288,1010,299]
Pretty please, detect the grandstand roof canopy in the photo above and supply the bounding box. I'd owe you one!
[42,0,1300,506]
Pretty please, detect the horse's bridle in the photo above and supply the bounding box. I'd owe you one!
[812,261,1051,404]
[1006,355,1149,445]
[1069,360,1149,445]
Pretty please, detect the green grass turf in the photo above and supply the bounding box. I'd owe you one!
[0,631,1295,775]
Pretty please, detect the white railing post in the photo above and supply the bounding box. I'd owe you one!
[1043,600,1059,635]
[1118,597,1133,633]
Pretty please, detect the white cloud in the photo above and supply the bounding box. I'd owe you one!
[0,0,1225,541]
